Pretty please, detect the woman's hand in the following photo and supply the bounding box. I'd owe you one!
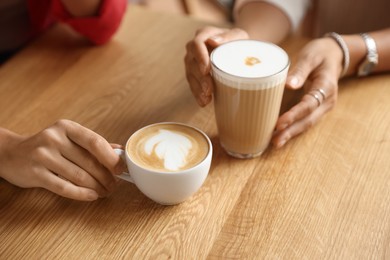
[184,26,249,106]
[272,37,344,148]
[0,119,126,201]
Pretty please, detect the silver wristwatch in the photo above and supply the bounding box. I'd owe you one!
[357,33,378,77]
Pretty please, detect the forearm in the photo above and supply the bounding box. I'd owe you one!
[61,0,102,17]
[343,27,390,76]
[235,2,291,44]
[54,0,127,44]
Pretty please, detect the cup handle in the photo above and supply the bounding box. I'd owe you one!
[114,148,134,183]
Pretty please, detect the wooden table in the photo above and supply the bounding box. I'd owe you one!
[1,5,389,259]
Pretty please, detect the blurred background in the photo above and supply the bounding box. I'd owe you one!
[128,0,231,23]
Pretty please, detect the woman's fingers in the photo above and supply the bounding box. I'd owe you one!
[35,121,119,196]
[273,103,329,148]
[0,119,123,201]
[62,120,123,175]
[41,150,109,197]
[186,73,213,106]
[188,26,228,74]
[184,26,249,107]
[59,143,117,195]
[276,92,321,131]
[273,81,336,148]
[185,55,214,106]
[206,27,249,47]
[272,37,344,148]
[110,143,123,149]
[286,40,327,89]
[184,27,228,105]
[39,170,99,201]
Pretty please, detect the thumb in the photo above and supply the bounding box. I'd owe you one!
[286,60,312,90]
[286,49,323,90]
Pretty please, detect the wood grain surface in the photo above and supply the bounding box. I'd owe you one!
[0,5,389,259]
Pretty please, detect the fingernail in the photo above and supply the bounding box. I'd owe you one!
[277,139,287,148]
[278,123,289,131]
[288,76,300,88]
[87,191,99,201]
[210,36,222,43]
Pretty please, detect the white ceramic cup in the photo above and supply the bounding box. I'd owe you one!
[115,122,212,205]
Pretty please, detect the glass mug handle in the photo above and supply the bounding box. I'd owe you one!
[114,148,134,183]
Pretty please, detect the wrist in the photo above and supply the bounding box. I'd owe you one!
[0,128,22,177]
[342,34,367,76]
[323,32,350,78]
[0,128,18,150]
[324,32,376,78]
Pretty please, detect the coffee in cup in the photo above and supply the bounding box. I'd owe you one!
[116,122,212,205]
[210,40,290,158]
[126,123,209,172]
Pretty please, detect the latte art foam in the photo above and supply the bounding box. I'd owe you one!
[127,124,209,172]
[144,129,192,171]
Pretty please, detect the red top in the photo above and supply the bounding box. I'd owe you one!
[27,0,127,45]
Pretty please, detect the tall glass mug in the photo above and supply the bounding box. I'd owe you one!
[210,40,290,158]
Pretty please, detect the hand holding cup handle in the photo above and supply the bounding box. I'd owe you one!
[114,148,134,183]
[113,122,212,205]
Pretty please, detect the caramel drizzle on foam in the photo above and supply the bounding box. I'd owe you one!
[245,56,261,66]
